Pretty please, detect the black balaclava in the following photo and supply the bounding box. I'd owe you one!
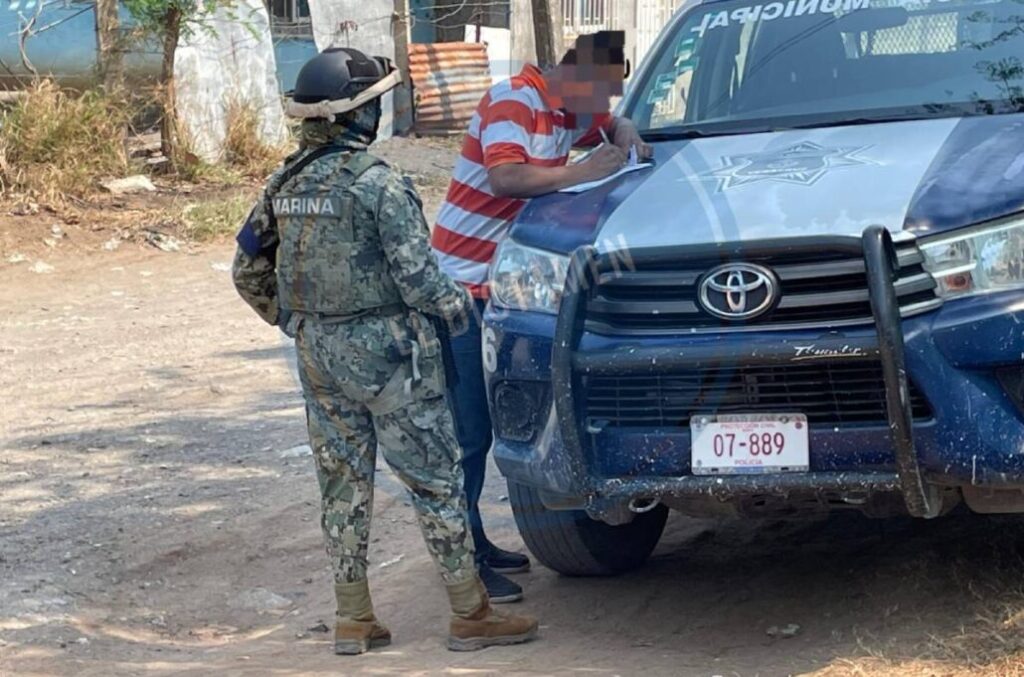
[299,98,383,151]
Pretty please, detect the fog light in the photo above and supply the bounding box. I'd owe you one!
[997,366,1024,415]
[492,382,548,442]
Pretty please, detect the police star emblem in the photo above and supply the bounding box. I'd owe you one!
[706,141,873,191]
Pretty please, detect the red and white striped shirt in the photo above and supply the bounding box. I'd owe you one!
[430,64,610,298]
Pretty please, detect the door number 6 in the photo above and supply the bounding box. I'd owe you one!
[482,326,497,373]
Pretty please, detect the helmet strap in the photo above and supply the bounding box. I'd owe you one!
[285,70,402,120]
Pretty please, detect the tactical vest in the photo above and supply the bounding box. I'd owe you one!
[272,149,404,316]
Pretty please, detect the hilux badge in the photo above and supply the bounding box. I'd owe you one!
[699,263,777,320]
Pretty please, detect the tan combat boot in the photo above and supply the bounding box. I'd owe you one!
[334,580,392,655]
[446,576,538,651]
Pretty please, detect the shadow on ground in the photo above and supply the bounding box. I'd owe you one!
[3,273,1024,675]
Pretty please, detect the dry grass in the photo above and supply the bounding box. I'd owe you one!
[909,566,1024,676]
[0,83,286,207]
[222,97,289,179]
[161,111,241,186]
[172,151,241,186]
[178,191,254,242]
[0,81,131,202]
[168,97,288,186]
[816,655,1024,677]
[812,542,1024,677]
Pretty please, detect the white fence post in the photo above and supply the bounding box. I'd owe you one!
[635,0,678,70]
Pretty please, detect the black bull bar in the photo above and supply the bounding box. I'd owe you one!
[550,225,942,519]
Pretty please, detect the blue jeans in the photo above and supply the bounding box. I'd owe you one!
[448,299,493,562]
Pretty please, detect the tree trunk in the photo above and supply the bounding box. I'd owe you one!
[159,6,182,162]
[530,0,563,68]
[95,0,124,92]
[391,0,413,134]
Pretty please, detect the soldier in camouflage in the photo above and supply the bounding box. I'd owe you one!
[232,47,538,654]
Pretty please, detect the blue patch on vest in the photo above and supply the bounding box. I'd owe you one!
[236,211,262,257]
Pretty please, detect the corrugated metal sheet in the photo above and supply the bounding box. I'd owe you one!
[409,42,491,135]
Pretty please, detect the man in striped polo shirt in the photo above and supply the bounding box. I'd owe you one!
[431,30,652,602]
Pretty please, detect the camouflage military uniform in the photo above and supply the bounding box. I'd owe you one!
[233,118,476,587]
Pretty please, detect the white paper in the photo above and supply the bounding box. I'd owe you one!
[559,143,651,193]
[558,162,652,193]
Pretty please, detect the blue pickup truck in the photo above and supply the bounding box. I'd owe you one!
[482,0,1024,575]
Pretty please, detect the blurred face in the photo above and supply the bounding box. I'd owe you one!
[549,62,625,115]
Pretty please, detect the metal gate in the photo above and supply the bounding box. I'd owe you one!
[559,0,682,74]
[636,0,682,68]
[562,0,618,42]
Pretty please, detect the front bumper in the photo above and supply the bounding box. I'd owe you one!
[484,229,1024,517]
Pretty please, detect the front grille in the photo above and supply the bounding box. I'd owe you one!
[584,362,932,427]
[586,243,942,334]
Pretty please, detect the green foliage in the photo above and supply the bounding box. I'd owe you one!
[121,0,254,40]
[124,0,211,37]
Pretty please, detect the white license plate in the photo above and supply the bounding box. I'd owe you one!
[690,414,809,475]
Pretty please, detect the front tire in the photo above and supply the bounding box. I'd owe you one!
[507,481,668,576]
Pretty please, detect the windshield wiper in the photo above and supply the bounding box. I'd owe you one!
[771,104,965,131]
[640,125,760,141]
[640,105,966,141]
[785,113,935,130]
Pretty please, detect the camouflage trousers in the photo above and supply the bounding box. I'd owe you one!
[293,312,477,586]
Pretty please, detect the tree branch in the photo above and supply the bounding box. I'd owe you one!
[16,1,45,78]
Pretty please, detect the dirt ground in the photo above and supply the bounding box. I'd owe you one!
[5,137,1024,677]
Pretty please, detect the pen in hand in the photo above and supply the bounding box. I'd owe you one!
[596,127,628,170]
[598,128,638,168]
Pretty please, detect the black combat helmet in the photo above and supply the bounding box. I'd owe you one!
[285,46,402,134]
[290,47,397,107]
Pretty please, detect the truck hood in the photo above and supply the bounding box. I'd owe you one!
[510,114,1024,255]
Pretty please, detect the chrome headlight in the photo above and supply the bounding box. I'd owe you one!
[490,240,569,314]
[920,216,1024,299]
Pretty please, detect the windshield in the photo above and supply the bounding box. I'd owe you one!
[628,0,1024,134]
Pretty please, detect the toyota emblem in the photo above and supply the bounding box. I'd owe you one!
[699,263,777,320]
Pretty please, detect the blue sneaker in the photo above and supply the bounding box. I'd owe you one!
[479,563,523,603]
[483,545,531,574]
